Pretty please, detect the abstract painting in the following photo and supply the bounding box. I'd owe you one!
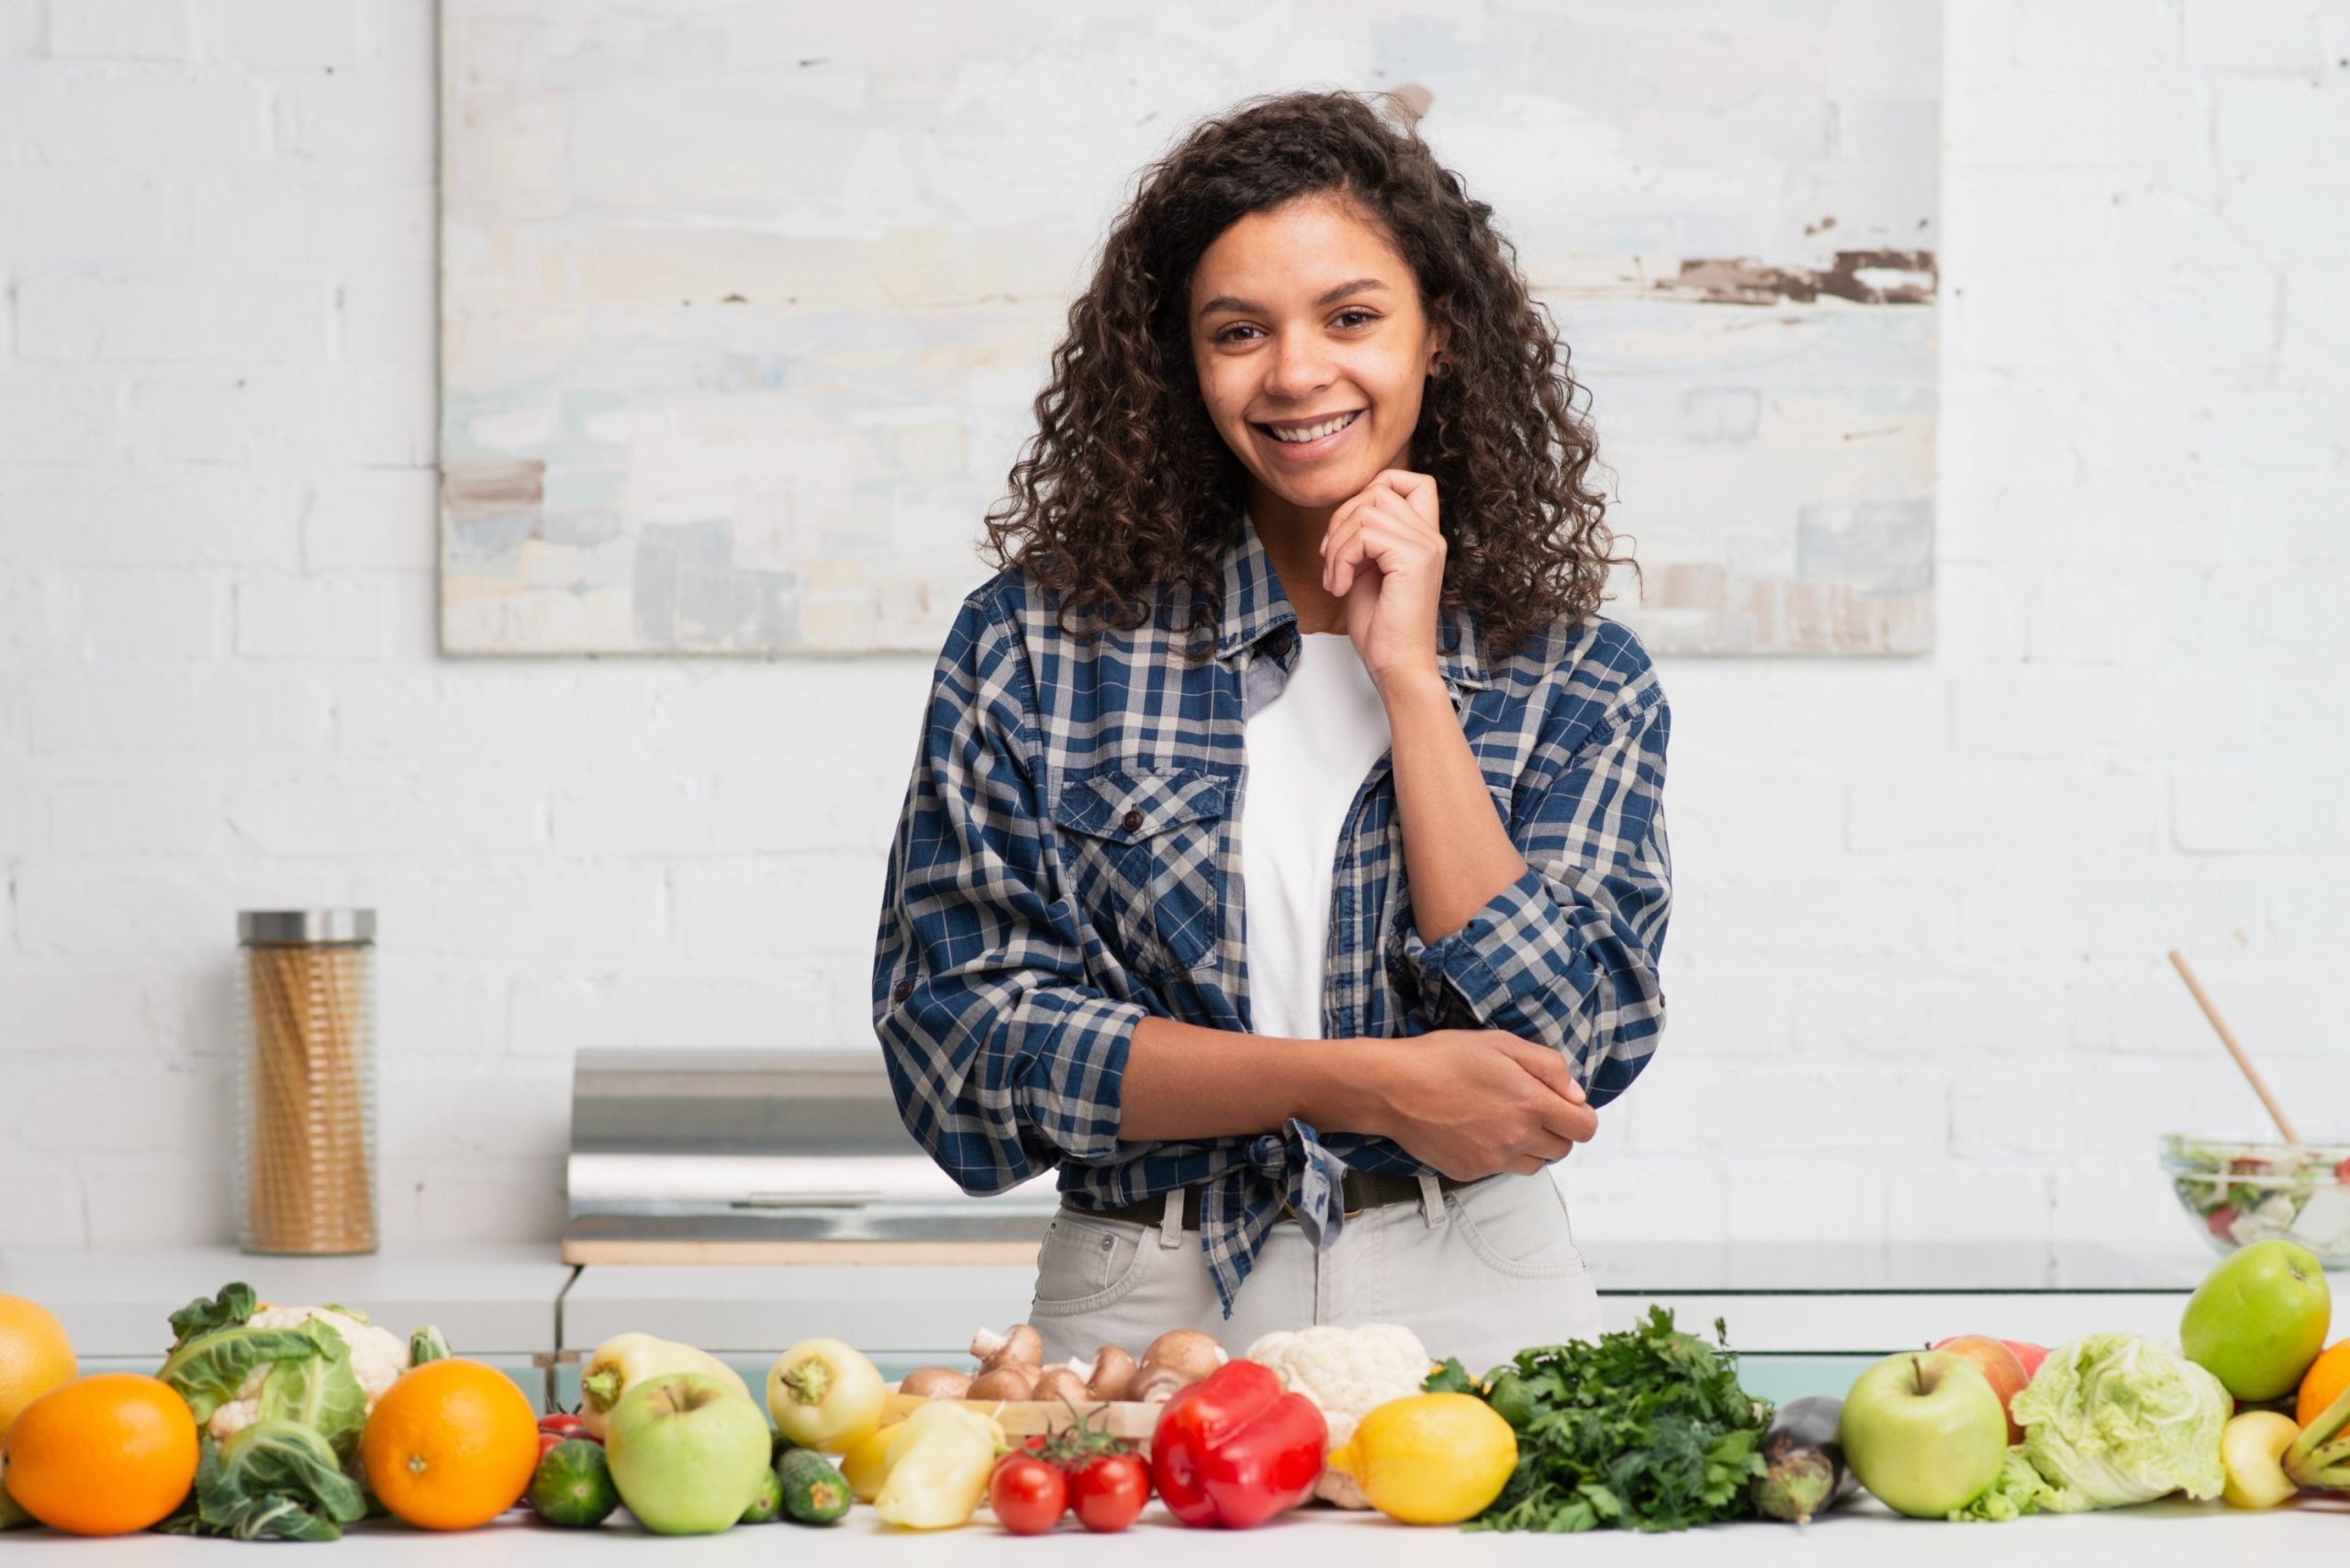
[440,1,1938,655]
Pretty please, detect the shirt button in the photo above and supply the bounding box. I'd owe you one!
[1120,808,1144,833]
[890,979,914,1003]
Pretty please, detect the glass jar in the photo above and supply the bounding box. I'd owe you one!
[235,910,379,1255]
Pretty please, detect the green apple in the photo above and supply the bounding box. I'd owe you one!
[1841,1350,2009,1518]
[604,1372,772,1536]
[2181,1239,2332,1401]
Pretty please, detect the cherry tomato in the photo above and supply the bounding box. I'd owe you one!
[1069,1450,1150,1533]
[539,1412,588,1438]
[989,1453,1069,1536]
[536,1430,566,1461]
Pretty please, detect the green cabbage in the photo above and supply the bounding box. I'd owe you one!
[2009,1333,2229,1510]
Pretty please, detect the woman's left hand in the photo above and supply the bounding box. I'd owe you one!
[1321,468,1445,695]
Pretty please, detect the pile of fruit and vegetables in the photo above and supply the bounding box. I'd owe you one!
[4,1238,2349,1539]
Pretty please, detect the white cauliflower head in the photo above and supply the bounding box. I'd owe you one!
[1245,1323,1435,1509]
[206,1305,412,1445]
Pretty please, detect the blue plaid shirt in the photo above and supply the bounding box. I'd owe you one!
[872,510,1671,1317]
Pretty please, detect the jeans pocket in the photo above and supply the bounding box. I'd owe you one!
[1445,1175,1588,1282]
[1029,1214,1153,1317]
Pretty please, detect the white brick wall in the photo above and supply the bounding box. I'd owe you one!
[3,0,2346,1258]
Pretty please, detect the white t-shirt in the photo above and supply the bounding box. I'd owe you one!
[1238,631,1393,1041]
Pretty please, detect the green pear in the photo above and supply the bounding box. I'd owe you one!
[2181,1240,2332,1401]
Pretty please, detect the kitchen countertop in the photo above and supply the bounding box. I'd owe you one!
[0,1247,574,1361]
[2,1239,2279,1362]
[560,1260,1035,1356]
[6,1495,2348,1562]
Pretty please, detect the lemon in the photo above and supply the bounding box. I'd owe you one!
[838,1420,902,1504]
[1326,1393,1517,1525]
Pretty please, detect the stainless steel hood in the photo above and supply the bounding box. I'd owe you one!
[562,1047,1056,1263]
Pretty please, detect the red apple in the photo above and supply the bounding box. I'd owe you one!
[1930,1336,2029,1445]
[2000,1339,2048,1383]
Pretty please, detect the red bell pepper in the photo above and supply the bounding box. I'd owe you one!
[1148,1360,1326,1529]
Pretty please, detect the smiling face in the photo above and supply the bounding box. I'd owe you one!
[1189,194,1449,522]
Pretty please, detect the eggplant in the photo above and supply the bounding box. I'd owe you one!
[1751,1394,1855,1524]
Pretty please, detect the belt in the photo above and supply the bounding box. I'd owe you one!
[1075,1170,1467,1231]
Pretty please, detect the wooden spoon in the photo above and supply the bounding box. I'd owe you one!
[2168,948,2300,1148]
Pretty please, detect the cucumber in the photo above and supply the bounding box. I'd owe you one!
[776,1448,851,1526]
[1751,1394,1854,1524]
[529,1439,621,1529]
[739,1465,784,1524]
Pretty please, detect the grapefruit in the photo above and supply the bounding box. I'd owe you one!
[0,1294,77,1439]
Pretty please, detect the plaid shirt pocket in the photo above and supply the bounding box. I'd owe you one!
[1052,763,1232,980]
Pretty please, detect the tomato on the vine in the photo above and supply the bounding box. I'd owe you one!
[1069,1450,1150,1533]
[989,1452,1069,1536]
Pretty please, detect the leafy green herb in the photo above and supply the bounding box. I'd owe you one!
[1424,1305,1772,1533]
[1421,1359,1483,1396]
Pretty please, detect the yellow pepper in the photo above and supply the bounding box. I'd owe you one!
[872,1401,1003,1529]
[839,1421,904,1503]
[576,1332,753,1439]
[766,1338,887,1453]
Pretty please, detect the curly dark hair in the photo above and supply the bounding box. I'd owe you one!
[980,87,1632,665]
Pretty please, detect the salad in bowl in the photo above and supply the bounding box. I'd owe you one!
[2160,1134,2350,1266]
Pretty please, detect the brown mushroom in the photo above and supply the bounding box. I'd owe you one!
[1125,1364,1189,1404]
[897,1367,974,1401]
[968,1363,1040,1403]
[971,1323,1045,1372]
[1139,1328,1226,1383]
[1032,1367,1092,1406]
[1087,1345,1137,1403]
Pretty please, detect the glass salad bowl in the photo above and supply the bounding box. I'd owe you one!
[2160,1134,2350,1267]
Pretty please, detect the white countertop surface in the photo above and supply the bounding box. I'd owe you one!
[5,1494,2346,1562]
[0,1239,2310,1362]
[559,1260,1036,1354]
[0,1247,574,1360]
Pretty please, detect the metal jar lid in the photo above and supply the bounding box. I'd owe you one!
[238,909,376,945]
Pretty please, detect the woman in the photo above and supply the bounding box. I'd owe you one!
[872,90,1670,1373]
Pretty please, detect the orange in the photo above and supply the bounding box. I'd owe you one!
[2298,1338,2350,1428]
[362,1358,539,1530]
[2,1372,198,1536]
[0,1294,78,1439]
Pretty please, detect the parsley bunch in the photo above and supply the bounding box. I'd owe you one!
[1425,1306,1773,1533]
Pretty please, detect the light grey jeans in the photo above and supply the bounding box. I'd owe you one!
[1028,1171,1603,1375]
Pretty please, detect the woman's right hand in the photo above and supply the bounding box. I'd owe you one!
[1355,1031,1598,1180]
